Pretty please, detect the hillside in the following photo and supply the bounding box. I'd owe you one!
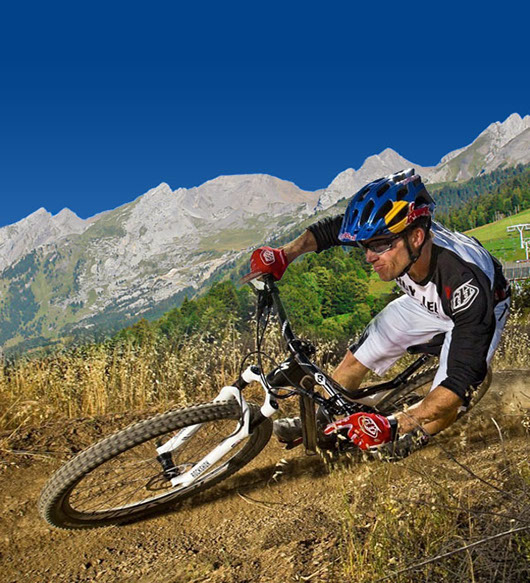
[467,208,530,262]
[1,370,528,582]
[1,114,530,354]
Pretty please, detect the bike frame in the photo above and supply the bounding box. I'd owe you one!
[157,275,434,486]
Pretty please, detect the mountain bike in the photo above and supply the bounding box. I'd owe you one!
[39,275,491,529]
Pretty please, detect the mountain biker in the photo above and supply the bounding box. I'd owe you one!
[243,169,511,459]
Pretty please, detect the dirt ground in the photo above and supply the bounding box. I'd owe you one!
[1,370,529,583]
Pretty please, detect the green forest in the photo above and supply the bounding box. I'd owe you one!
[434,164,530,230]
[116,246,390,348]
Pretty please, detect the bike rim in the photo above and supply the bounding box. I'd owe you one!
[60,414,250,519]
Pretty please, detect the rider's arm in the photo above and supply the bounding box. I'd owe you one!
[246,214,344,282]
[395,386,462,435]
[280,214,345,261]
[280,229,318,263]
[437,267,495,399]
[306,215,344,252]
[398,266,496,435]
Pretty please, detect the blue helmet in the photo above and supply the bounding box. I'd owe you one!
[338,169,435,243]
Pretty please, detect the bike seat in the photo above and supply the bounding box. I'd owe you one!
[407,332,445,357]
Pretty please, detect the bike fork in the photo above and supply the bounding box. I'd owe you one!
[155,366,276,488]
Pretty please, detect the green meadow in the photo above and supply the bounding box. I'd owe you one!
[466,208,530,262]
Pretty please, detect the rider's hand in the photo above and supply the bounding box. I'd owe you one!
[323,412,397,450]
[240,246,289,284]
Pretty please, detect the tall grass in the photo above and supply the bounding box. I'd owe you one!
[335,446,529,582]
[0,319,310,431]
[0,309,527,433]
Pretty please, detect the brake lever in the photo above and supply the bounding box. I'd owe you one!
[257,289,273,316]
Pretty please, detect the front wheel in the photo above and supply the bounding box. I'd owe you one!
[39,401,272,529]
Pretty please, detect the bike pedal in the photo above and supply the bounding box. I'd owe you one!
[281,437,303,450]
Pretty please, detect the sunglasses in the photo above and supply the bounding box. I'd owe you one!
[358,234,402,255]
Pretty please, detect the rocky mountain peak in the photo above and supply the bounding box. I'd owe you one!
[476,113,530,159]
[141,182,173,199]
[171,173,319,225]
[23,207,51,223]
[315,148,425,210]
[0,206,89,273]
[482,112,530,141]
[52,208,87,233]
[427,112,530,183]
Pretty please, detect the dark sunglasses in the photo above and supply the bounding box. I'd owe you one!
[358,233,402,255]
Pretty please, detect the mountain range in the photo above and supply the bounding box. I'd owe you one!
[1,112,529,352]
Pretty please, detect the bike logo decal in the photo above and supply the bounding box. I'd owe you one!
[359,415,381,438]
[261,249,275,265]
[451,279,479,314]
[190,460,211,478]
[314,373,326,385]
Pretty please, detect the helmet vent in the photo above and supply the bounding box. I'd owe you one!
[415,189,433,207]
[377,183,390,197]
[357,186,370,201]
[360,200,375,225]
[374,200,393,222]
[396,187,408,201]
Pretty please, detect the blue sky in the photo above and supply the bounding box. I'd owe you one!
[1,1,529,227]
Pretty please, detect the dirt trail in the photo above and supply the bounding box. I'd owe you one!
[1,370,528,583]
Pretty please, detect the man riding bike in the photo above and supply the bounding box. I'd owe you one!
[243,169,511,458]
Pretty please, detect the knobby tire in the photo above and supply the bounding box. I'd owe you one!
[39,401,272,529]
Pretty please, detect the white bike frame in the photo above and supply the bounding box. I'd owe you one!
[156,366,277,488]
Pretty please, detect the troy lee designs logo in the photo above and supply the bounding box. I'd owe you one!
[359,415,381,438]
[339,232,357,242]
[451,279,479,314]
[260,249,275,265]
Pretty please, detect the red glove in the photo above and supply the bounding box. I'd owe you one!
[324,413,397,450]
[241,246,289,283]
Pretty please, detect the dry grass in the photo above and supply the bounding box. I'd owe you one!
[0,310,528,582]
[0,324,244,431]
[493,309,530,369]
[324,403,530,583]
[0,317,338,432]
[335,451,529,582]
[0,310,528,433]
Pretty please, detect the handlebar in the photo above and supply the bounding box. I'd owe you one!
[250,274,353,411]
[258,275,297,345]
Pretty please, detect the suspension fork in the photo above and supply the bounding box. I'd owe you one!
[155,366,277,487]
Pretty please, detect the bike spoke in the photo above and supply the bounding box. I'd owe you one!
[67,418,242,513]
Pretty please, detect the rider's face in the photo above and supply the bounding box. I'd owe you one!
[361,233,413,281]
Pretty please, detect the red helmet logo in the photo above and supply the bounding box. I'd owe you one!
[407,203,431,225]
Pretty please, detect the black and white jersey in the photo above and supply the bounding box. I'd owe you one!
[394,222,508,396]
[307,217,509,398]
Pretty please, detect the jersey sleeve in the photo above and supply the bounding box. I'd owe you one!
[306,215,344,253]
[438,269,495,401]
